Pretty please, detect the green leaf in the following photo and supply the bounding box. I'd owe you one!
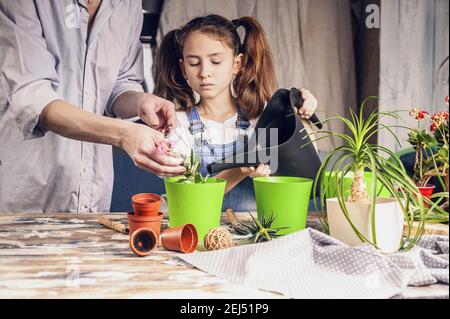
[177,149,209,184]
[244,212,289,243]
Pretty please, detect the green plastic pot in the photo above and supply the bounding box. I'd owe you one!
[164,177,227,240]
[323,171,391,198]
[253,176,313,235]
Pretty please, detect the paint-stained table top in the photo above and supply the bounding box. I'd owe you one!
[0,212,448,299]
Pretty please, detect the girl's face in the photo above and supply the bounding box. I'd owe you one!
[180,31,242,100]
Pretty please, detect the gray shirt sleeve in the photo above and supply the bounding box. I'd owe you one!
[106,3,145,117]
[0,1,62,139]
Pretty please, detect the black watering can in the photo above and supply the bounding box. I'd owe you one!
[206,88,323,196]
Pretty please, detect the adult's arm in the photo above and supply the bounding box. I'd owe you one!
[0,2,184,176]
[38,100,185,176]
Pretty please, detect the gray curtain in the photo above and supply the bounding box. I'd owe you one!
[157,0,357,152]
[379,0,449,151]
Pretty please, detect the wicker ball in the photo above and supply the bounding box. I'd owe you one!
[204,227,233,250]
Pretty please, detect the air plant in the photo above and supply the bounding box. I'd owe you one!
[226,209,288,243]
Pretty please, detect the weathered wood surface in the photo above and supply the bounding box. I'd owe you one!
[0,213,447,299]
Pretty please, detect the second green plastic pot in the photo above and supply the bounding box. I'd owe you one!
[253,176,313,235]
[164,177,227,240]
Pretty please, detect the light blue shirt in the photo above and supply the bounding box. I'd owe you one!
[0,0,144,212]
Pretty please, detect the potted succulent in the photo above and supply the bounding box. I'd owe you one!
[307,97,428,253]
[161,144,227,240]
[406,97,449,222]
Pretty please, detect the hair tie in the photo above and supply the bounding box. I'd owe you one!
[231,18,242,29]
[231,19,244,53]
[174,25,185,43]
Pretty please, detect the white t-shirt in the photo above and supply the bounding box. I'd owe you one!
[167,107,317,158]
[169,111,259,157]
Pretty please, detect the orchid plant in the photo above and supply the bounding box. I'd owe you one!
[406,97,449,220]
[407,96,449,189]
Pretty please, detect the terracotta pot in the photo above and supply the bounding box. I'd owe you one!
[129,228,158,257]
[418,184,436,199]
[418,184,436,208]
[127,212,163,240]
[161,224,198,253]
[131,193,162,216]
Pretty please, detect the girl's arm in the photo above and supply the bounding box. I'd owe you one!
[216,168,247,194]
[216,165,271,194]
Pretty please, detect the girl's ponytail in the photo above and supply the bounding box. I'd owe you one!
[232,17,277,119]
[154,30,195,109]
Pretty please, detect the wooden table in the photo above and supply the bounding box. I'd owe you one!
[0,213,448,299]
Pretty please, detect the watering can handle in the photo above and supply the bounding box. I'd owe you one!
[289,87,323,129]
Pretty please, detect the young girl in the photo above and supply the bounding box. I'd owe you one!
[154,15,318,211]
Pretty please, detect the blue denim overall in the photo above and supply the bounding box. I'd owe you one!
[187,106,257,211]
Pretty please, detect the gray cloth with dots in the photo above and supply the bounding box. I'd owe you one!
[176,228,448,299]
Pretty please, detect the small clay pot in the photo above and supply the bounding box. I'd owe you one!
[418,184,436,208]
[418,184,436,199]
[127,211,163,240]
[131,193,162,216]
[161,224,198,253]
[129,228,158,257]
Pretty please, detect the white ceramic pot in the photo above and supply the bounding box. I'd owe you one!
[326,197,404,253]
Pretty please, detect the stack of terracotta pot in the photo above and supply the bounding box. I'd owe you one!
[128,193,198,257]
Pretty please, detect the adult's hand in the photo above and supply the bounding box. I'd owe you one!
[121,122,186,177]
[135,92,177,133]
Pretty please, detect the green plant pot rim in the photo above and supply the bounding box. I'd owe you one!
[253,176,313,184]
[165,176,227,185]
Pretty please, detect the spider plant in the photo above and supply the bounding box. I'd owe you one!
[304,97,428,251]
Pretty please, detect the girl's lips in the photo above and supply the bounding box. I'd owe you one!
[199,84,214,90]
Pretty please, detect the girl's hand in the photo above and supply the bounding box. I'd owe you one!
[295,88,318,119]
[241,164,271,178]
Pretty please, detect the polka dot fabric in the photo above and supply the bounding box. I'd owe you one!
[177,228,448,298]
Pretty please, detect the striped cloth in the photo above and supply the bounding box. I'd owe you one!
[175,228,449,299]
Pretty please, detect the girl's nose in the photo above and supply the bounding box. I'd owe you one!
[199,65,211,79]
